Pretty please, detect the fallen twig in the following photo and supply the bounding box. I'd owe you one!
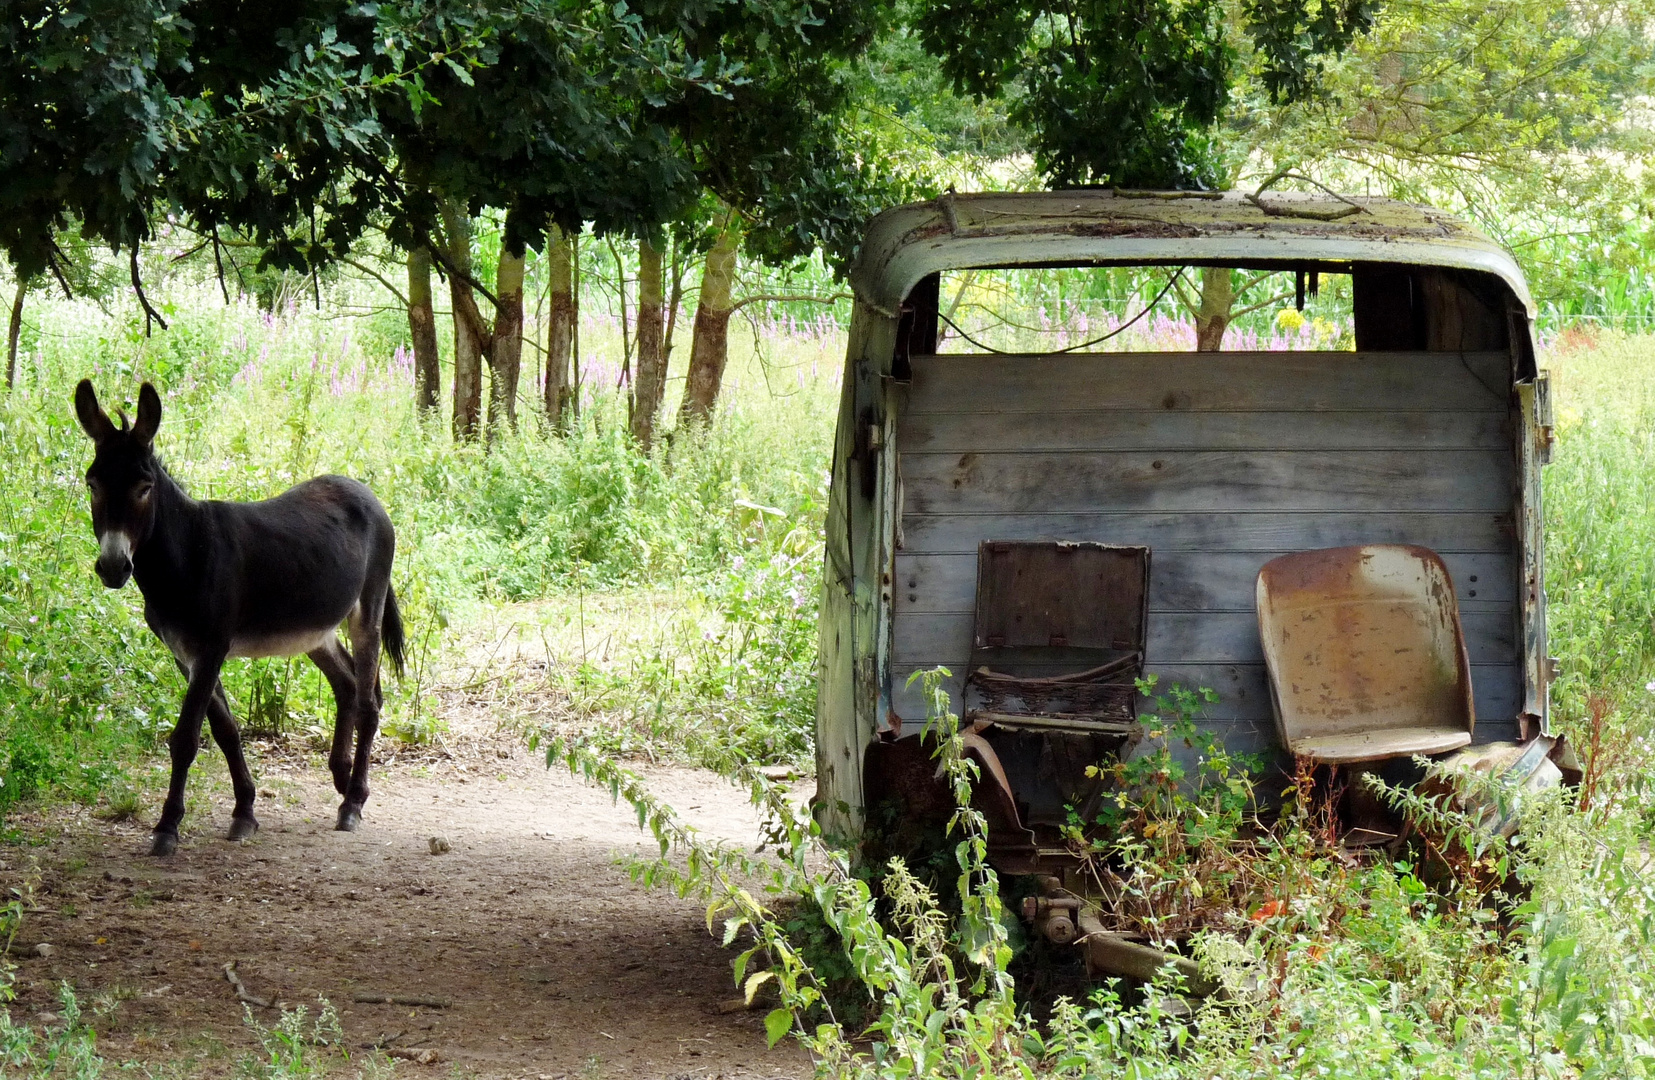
[222,960,274,1008]
[352,992,452,1008]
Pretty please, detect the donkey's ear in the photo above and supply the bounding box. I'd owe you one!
[133,382,162,446]
[74,380,116,443]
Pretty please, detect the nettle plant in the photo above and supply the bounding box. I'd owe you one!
[1066,676,1264,937]
[541,667,1033,1077]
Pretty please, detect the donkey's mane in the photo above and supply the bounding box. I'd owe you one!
[148,452,188,499]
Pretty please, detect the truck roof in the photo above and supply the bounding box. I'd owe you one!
[850,190,1534,319]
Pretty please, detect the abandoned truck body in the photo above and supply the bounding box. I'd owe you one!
[812,190,1552,872]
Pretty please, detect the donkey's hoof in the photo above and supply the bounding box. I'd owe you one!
[336,805,362,833]
[226,816,260,842]
[149,832,179,857]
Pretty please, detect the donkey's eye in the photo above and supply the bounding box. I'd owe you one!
[134,482,154,501]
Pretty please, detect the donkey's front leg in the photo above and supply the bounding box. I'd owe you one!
[206,681,259,842]
[152,650,228,856]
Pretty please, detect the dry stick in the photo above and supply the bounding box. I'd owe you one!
[222,960,274,1008]
[352,992,452,1008]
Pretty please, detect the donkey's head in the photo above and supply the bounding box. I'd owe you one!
[74,380,163,589]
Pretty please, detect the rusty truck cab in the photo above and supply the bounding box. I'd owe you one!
[813,190,1550,875]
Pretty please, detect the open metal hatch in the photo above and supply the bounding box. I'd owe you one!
[964,541,1150,735]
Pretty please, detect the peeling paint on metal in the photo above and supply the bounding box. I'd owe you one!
[852,191,1535,319]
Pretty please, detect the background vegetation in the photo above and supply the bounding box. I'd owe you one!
[9,0,1655,1075]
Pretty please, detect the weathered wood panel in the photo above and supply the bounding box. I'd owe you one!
[894,551,1517,613]
[889,662,1525,732]
[891,350,1524,742]
[893,609,1517,667]
[903,409,1512,452]
[900,511,1515,554]
[902,450,1514,514]
[904,352,1509,414]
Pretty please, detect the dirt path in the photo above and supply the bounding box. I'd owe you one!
[3,719,813,1078]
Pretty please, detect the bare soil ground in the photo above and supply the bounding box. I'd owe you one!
[3,710,812,1079]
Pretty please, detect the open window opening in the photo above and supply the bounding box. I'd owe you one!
[894,262,1519,369]
[935,265,1354,354]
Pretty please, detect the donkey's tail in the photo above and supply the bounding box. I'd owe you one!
[382,585,407,678]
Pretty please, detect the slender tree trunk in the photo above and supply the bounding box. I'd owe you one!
[610,238,632,426]
[6,278,26,389]
[677,220,740,426]
[441,200,487,441]
[631,238,666,449]
[545,225,575,430]
[1195,266,1233,352]
[407,248,440,413]
[570,233,582,421]
[664,239,687,369]
[488,230,526,439]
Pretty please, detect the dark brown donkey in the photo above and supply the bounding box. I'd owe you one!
[75,380,404,855]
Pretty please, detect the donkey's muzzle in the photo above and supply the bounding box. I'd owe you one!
[96,530,133,588]
[96,554,132,588]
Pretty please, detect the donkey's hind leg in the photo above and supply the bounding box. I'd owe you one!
[339,595,387,832]
[307,638,358,798]
[206,681,260,841]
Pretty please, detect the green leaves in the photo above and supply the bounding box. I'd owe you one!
[763,1005,793,1046]
[911,0,1378,188]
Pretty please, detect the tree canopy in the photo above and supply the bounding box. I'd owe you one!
[910,0,1377,188]
[1,0,922,296]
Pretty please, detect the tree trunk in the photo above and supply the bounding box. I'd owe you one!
[6,278,25,389]
[664,240,687,369]
[631,238,666,449]
[545,225,575,430]
[677,221,740,426]
[407,248,440,413]
[488,233,526,439]
[441,200,487,441]
[1194,266,1233,352]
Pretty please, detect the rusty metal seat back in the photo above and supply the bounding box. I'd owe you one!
[1257,544,1475,765]
[964,541,1149,733]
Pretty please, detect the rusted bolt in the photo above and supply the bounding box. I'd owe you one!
[1039,911,1077,945]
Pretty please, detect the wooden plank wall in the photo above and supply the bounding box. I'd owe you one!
[890,351,1522,756]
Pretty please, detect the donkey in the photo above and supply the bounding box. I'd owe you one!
[75,380,404,855]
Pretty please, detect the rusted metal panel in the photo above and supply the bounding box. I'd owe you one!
[851,192,1536,321]
[813,306,898,842]
[1515,379,1550,731]
[1429,736,1563,839]
[1256,545,1475,764]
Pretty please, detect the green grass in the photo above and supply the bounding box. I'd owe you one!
[1540,330,1655,797]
